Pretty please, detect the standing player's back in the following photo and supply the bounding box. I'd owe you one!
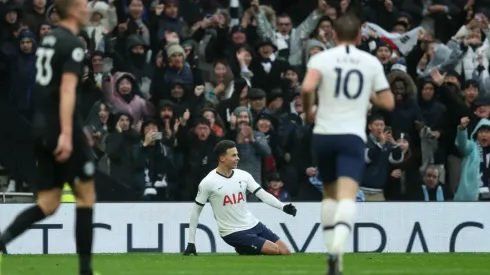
[308,45,388,141]
[34,27,85,112]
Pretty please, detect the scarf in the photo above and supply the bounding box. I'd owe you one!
[422,185,444,201]
[362,23,423,56]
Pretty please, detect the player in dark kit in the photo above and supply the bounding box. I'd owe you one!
[0,0,97,274]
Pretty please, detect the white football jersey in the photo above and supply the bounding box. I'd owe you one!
[195,169,261,237]
[307,44,390,141]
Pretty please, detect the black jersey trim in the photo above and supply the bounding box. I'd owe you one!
[195,200,205,206]
[253,187,262,195]
[216,170,234,179]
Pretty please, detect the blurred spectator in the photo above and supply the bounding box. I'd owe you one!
[226,106,271,185]
[102,72,155,124]
[106,112,141,189]
[9,29,36,121]
[137,118,178,200]
[361,116,404,201]
[266,172,290,202]
[176,118,219,200]
[455,117,490,201]
[416,165,450,201]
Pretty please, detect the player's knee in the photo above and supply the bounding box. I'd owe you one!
[336,177,358,200]
[37,191,61,216]
[275,240,291,255]
[74,180,96,207]
[261,241,280,255]
[279,246,291,255]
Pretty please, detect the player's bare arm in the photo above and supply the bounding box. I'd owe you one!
[370,61,395,111]
[54,73,78,162]
[371,90,395,111]
[301,68,321,121]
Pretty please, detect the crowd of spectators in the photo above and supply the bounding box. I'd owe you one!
[1,0,490,202]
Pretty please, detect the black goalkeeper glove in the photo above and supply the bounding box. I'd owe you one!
[283,203,297,217]
[183,243,197,256]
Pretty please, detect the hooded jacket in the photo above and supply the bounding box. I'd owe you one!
[9,30,37,111]
[381,71,424,144]
[454,119,490,201]
[102,72,155,123]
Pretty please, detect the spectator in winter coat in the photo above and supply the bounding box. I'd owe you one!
[226,106,271,185]
[24,0,47,38]
[115,34,153,97]
[417,79,447,170]
[204,60,234,107]
[85,101,111,169]
[431,69,478,193]
[362,116,404,201]
[176,118,220,200]
[9,29,37,121]
[455,117,490,201]
[157,0,189,40]
[201,107,225,137]
[102,72,155,124]
[376,69,424,159]
[266,173,290,202]
[250,39,289,94]
[163,37,194,86]
[136,118,179,200]
[155,99,178,147]
[106,112,141,189]
[416,166,450,201]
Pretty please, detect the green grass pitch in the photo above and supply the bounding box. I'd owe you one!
[2,253,490,275]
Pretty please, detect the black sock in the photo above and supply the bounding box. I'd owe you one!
[76,207,94,274]
[0,205,46,247]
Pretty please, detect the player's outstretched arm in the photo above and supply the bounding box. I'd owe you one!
[184,203,203,256]
[184,184,210,256]
[254,188,297,216]
[246,173,297,216]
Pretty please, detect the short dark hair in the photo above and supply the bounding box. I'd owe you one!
[54,0,74,19]
[334,13,361,41]
[277,14,291,20]
[214,140,236,158]
[194,117,211,128]
[369,115,384,124]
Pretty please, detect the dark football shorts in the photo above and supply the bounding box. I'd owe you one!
[33,114,95,191]
[312,133,366,184]
[222,222,280,255]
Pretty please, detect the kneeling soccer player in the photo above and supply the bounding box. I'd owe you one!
[183,140,297,255]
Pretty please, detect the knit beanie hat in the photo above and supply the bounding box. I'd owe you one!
[166,40,186,58]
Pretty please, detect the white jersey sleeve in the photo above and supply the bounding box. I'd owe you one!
[372,60,390,93]
[307,53,322,71]
[246,172,262,194]
[195,181,211,205]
